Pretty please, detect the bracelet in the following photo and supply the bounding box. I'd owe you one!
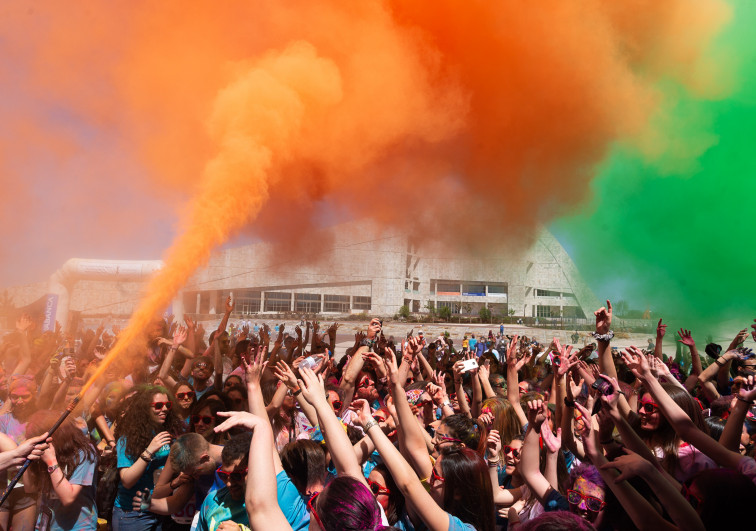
[441,399,452,408]
[292,388,302,396]
[169,346,178,351]
[144,449,154,457]
[362,420,379,432]
[591,330,614,342]
[715,357,727,367]
[737,395,754,405]
[47,463,60,474]
[140,454,152,463]
[487,457,501,466]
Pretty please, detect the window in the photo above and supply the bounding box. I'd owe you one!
[462,284,485,296]
[436,282,460,295]
[437,301,460,314]
[324,295,350,313]
[295,293,321,313]
[487,284,508,296]
[264,292,291,312]
[536,289,561,298]
[353,296,372,311]
[536,305,558,318]
[236,290,262,314]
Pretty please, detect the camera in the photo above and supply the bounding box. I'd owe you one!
[591,376,613,396]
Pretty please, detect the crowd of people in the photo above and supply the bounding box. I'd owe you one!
[1,296,756,530]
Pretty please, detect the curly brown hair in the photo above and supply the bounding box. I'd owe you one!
[114,385,185,459]
[26,410,97,492]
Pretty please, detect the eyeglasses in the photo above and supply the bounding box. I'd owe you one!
[367,479,390,496]
[194,362,209,370]
[151,401,172,411]
[358,377,372,389]
[176,392,195,400]
[640,401,659,414]
[192,415,215,425]
[567,490,606,512]
[332,400,342,411]
[503,446,520,458]
[430,467,445,484]
[308,492,325,530]
[216,466,247,482]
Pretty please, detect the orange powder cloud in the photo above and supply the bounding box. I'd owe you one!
[0,1,732,353]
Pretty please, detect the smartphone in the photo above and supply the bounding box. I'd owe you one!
[460,359,479,373]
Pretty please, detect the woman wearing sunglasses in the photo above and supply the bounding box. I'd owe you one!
[189,396,227,445]
[173,382,196,428]
[368,463,413,529]
[112,385,183,531]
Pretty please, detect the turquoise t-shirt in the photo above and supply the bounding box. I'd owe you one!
[49,450,98,530]
[115,436,170,509]
[276,470,309,531]
[196,486,248,531]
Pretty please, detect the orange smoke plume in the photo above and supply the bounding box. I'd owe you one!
[0,2,732,354]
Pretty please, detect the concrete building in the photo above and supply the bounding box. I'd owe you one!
[5,220,600,325]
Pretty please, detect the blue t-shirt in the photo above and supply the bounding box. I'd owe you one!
[277,471,309,531]
[115,436,170,509]
[49,450,98,530]
[449,514,476,530]
[196,486,247,531]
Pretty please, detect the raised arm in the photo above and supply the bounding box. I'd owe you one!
[654,319,667,360]
[298,367,367,484]
[158,326,188,388]
[720,375,756,452]
[273,360,318,427]
[351,399,451,531]
[677,328,702,376]
[486,429,522,506]
[520,400,553,505]
[505,335,529,427]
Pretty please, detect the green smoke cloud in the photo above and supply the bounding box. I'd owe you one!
[552,0,756,339]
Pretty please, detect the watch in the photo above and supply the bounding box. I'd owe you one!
[47,464,60,474]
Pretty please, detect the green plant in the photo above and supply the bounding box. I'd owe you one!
[479,307,492,322]
[398,305,410,319]
[438,306,452,321]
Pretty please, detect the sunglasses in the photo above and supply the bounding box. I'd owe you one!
[216,466,247,482]
[503,446,520,458]
[436,433,462,444]
[332,400,342,411]
[358,377,372,389]
[640,401,659,414]
[194,362,209,370]
[176,392,195,400]
[367,479,390,496]
[192,415,215,425]
[431,467,445,484]
[308,492,325,530]
[567,490,606,512]
[151,401,172,411]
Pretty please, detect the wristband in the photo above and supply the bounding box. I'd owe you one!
[362,420,379,433]
[715,357,727,367]
[736,395,754,405]
[591,331,614,342]
[144,449,154,457]
[140,454,152,463]
[292,388,302,396]
[487,457,501,466]
[47,463,60,474]
[441,399,452,408]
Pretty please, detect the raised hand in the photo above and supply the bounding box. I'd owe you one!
[225,295,234,314]
[597,374,622,413]
[487,429,502,460]
[505,334,520,365]
[526,399,548,429]
[426,381,446,406]
[243,345,268,385]
[656,319,667,340]
[348,398,373,427]
[383,348,400,384]
[752,319,756,342]
[620,346,652,380]
[172,326,188,347]
[739,374,756,403]
[183,317,195,331]
[478,360,490,382]
[214,411,265,433]
[297,367,326,406]
[354,331,366,347]
[273,361,298,390]
[540,423,562,453]
[327,322,340,343]
[599,447,653,482]
[729,329,749,350]
[594,300,612,335]
[677,328,695,347]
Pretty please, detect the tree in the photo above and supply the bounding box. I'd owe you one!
[438,305,452,321]
[398,305,410,319]
[423,301,436,322]
[479,307,492,322]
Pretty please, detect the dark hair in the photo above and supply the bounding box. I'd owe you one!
[280,440,327,495]
[221,432,252,466]
[223,374,244,388]
[439,447,495,531]
[114,385,184,459]
[691,468,756,528]
[370,463,405,526]
[26,410,98,492]
[442,414,487,456]
[521,510,596,530]
[314,476,382,531]
[703,416,726,441]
